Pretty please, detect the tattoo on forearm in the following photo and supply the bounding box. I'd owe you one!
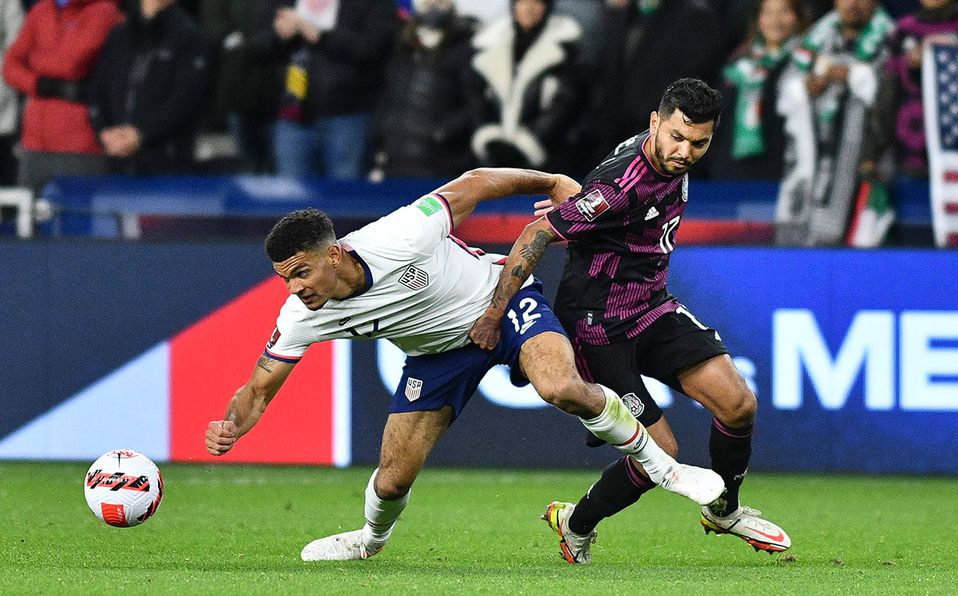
[519,230,552,264]
[256,355,274,373]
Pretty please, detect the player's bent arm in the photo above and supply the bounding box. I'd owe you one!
[469,218,560,351]
[434,168,580,228]
[206,354,295,456]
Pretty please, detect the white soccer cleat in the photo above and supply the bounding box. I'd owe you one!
[700,504,791,553]
[542,501,596,564]
[657,462,727,506]
[300,529,378,561]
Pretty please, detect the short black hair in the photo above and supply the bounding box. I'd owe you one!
[658,78,722,126]
[265,209,337,262]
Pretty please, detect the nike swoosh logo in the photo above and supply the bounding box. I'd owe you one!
[338,317,351,326]
[751,528,786,542]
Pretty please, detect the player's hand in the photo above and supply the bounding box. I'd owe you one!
[536,175,580,217]
[469,311,502,352]
[206,420,238,456]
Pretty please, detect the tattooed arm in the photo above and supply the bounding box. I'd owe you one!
[205,354,296,455]
[469,218,560,351]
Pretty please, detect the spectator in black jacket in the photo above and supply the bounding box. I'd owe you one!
[202,0,283,173]
[87,0,212,175]
[587,0,724,163]
[468,0,588,174]
[264,0,399,179]
[370,0,477,180]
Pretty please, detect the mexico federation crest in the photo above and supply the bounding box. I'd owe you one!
[405,378,424,402]
[575,190,611,221]
[620,392,645,419]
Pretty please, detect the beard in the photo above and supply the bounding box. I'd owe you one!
[652,131,690,176]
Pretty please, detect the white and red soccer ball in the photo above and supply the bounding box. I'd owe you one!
[84,450,164,527]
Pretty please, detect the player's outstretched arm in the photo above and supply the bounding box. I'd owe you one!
[433,167,580,228]
[205,354,295,456]
[469,218,560,351]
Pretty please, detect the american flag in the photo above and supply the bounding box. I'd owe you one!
[934,45,958,151]
[924,43,958,247]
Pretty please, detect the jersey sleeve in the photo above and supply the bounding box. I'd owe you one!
[348,193,454,258]
[262,298,313,363]
[545,180,631,241]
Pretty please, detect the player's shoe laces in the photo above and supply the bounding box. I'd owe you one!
[657,462,726,506]
[700,504,791,553]
[300,529,379,561]
[542,501,596,564]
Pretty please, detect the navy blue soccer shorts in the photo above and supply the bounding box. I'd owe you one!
[389,280,565,420]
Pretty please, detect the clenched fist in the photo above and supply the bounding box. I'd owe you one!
[206,420,238,455]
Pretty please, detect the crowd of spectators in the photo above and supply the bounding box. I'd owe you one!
[0,0,954,245]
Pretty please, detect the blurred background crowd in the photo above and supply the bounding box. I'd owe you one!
[0,0,956,246]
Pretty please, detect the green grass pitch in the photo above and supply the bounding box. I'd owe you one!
[2,462,957,594]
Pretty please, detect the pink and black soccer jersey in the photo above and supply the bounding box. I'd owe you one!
[546,131,689,346]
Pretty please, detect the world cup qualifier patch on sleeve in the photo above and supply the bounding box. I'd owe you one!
[415,196,444,217]
[575,190,610,221]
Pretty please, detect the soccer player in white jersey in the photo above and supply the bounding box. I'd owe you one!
[204,167,725,562]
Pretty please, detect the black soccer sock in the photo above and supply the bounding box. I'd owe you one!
[708,417,753,516]
[567,456,654,535]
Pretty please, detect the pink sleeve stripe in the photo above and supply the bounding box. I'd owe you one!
[545,213,569,241]
[264,349,301,364]
[431,192,454,231]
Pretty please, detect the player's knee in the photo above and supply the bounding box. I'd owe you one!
[722,388,757,428]
[374,474,412,501]
[537,377,593,417]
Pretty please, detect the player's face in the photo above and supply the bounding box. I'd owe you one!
[272,247,341,310]
[648,109,715,176]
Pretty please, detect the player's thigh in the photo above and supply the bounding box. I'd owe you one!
[676,354,756,426]
[377,407,453,494]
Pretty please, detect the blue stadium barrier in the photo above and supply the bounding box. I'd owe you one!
[35,175,934,238]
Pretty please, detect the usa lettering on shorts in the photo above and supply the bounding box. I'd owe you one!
[405,378,423,401]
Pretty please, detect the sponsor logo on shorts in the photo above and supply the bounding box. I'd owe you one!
[644,206,659,221]
[621,392,645,419]
[405,378,423,401]
[575,190,610,221]
[399,265,429,290]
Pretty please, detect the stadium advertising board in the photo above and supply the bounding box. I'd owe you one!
[0,242,954,472]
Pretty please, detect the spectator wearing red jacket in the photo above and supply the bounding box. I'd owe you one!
[2,0,123,196]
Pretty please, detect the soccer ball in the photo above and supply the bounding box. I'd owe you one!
[84,449,164,527]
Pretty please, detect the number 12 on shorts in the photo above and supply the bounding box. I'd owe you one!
[507,297,541,335]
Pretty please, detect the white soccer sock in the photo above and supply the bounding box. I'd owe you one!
[579,385,677,485]
[361,469,409,553]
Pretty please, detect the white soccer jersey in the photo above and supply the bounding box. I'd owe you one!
[266,193,525,360]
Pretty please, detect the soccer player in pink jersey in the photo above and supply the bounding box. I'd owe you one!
[471,79,791,564]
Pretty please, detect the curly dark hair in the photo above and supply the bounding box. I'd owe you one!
[265,209,337,262]
[658,78,723,126]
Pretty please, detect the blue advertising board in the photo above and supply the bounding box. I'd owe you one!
[1,240,955,473]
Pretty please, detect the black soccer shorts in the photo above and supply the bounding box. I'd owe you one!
[571,305,729,427]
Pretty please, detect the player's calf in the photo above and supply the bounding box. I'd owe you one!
[581,385,725,506]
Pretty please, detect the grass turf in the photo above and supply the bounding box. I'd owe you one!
[1,463,957,594]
